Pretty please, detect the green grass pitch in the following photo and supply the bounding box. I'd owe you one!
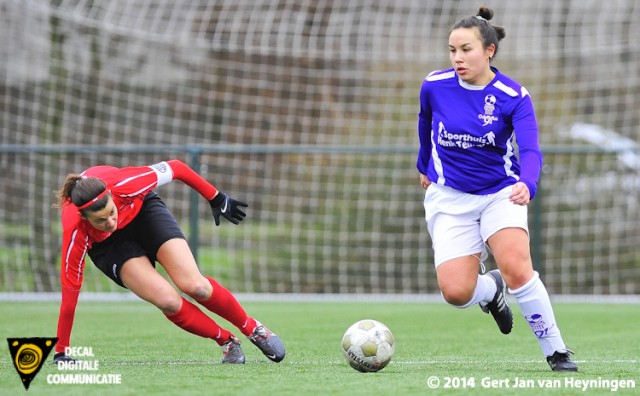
[1,300,638,395]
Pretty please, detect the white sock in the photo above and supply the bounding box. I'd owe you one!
[445,274,496,309]
[509,271,567,356]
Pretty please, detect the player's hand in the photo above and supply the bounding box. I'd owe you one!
[419,173,431,190]
[53,352,77,364]
[509,182,530,206]
[209,192,248,226]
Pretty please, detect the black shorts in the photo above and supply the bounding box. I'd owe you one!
[88,192,185,288]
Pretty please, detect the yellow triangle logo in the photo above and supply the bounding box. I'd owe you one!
[7,337,57,390]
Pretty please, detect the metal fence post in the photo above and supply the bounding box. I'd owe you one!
[187,147,201,262]
[530,177,543,275]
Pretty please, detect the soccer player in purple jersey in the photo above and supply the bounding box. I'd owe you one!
[417,7,577,372]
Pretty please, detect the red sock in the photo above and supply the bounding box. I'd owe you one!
[199,276,257,337]
[164,297,232,346]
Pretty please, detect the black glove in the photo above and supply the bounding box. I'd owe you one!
[53,352,77,364]
[209,192,248,226]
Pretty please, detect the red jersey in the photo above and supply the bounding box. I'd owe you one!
[56,159,218,353]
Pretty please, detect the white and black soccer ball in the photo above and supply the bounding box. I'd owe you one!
[341,319,395,372]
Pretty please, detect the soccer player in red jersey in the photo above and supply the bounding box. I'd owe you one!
[53,159,285,364]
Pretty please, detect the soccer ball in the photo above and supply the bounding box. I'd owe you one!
[341,319,395,372]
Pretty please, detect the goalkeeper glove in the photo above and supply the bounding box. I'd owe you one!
[209,192,248,226]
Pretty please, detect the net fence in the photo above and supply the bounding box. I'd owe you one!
[1,0,639,295]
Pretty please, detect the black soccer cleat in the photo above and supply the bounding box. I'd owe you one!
[52,352,77,364]
[479,269,513,334]
[547,349,578,372]
[248,321,286,362]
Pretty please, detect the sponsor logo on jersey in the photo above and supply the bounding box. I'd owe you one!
[436,121,496,150]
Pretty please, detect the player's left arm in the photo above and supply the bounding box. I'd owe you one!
[113,159,221,201]
[159,159,248,226]
[511,89,543,201]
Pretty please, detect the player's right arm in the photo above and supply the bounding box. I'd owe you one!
[417,79,431,175]
[55,207,89,357]
[417,77,433,180]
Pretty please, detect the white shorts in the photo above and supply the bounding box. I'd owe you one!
[423,183,529,267]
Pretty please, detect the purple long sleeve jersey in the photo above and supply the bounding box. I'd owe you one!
[417,67,543,198]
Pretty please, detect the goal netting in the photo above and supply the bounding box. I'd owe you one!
[1,0,639,295]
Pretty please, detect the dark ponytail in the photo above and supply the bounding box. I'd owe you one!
[55,174,109,215]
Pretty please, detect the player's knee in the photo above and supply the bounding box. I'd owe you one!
[503,270,535,290]
[180,279,211,301]
[497,262,534,290]
[155,294,183,314]
[440,286,473,307]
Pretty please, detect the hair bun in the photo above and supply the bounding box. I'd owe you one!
[476,7,494,21]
